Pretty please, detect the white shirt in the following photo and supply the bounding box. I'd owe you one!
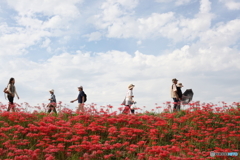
[171,83,178,98]
[7,84,18,97]
[125,89,133,105]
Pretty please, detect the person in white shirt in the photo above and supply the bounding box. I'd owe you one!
[122,84,135,114]
[6,78,20,112]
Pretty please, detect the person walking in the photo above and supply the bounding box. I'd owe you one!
[71,86,86,114]
[5,78,20,112]
[176,83,184,111]
[47,89,57,114]
[122,84,135,114]
[171,78,180,112]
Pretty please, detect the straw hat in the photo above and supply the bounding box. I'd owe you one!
[172,78,178,82]
[177,83,184,87]
[128,84,135,89]
[49,89,54,93]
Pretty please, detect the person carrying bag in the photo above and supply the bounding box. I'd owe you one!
[4,78,20,112]
[122,84,135,114]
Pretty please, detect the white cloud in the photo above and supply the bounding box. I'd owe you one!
[1,43,239,111]
[176,0,191,6]
[0,0,84,56]
[155,0,192,6]
[0,0,240,112]
[91,0,214,42]
[219,0,240,10]
[199,19,240,47]
[6,0,83,18]
[41,38,51,48]
[0,23,51,56]
[200,0,211,13]
[84,32,102,41]
[137,40,142,45]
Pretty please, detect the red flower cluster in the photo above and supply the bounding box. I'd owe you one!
[0,102,239,159]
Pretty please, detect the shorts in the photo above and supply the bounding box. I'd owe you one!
[7,95,14,104]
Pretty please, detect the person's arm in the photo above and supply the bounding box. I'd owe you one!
[71,98,78,103]
[15,90,20,99]
[49,95,53,101]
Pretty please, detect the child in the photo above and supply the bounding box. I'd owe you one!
[47,89,57,113]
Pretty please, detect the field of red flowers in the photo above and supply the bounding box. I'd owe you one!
[0,102,239,160]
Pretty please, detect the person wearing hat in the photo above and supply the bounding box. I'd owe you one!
[176,83,184,100]
[71,86,86,113]
[122,84,135,114]
[47,89,57,113]
[171,78,180,112]
[176,83,184,111]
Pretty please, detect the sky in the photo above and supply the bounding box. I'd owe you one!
[0,0,240,112]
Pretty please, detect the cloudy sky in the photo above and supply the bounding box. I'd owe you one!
[0,0,240,112]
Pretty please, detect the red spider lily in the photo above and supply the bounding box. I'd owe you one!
[0,101,240,159]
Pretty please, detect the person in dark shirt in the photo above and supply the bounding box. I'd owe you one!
[47,89,57,114]
[71,86,85,114]
[177,83,183,99]
[176,83,184,111]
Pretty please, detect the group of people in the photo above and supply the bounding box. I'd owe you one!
[3,77,184,114]
[171,78,184,112]
[122,78,185,114]
[45,86,87,114]
[3,77,87,114]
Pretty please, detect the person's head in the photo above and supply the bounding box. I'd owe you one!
[9,77,15,84]
[177,83,184,88]
[49,89,54,94]
[128,84,135,90]
[172,78,178,84]
[78,86,83,91]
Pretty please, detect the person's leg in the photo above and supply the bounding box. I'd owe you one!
[7,96,14,112]
[177,101,181,111]
[12,104,16,112]
[76,103,84,114]
[53,105,57,114]
[173,98,179,112]
[80,103,85,113]
[48,107,52,113]
[122,105,130,114]
[76,103,80,113]
[130,109,135,114]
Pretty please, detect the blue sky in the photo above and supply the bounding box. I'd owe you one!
[0,0,240,112]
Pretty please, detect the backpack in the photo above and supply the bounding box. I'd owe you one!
[83,92,87,102]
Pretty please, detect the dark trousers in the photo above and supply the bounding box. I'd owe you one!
[122,105,135,114]
[173,98,180,111]
[7,95,14,111]
[48,105,57,114]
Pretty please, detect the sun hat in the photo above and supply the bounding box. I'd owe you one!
[177,83,184,87]
[172,78,178,82]
[49,89,54,93]
[128,84,135,89]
